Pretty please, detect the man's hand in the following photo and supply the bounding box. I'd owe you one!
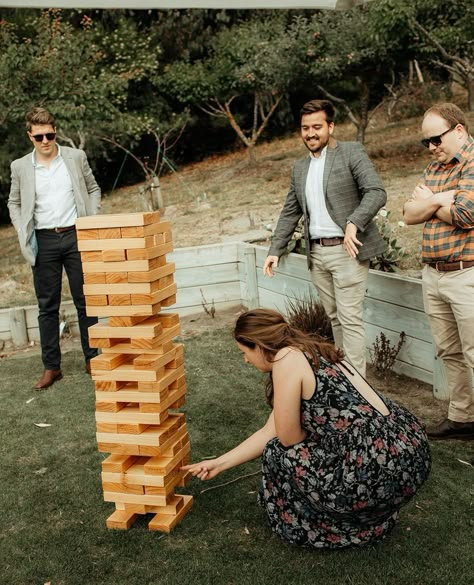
[263,255,279,277]
[435,190,455,208]
[411,184,433,201]
[344,222,362,258]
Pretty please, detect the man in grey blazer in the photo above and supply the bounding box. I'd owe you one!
[8,107,100,389]
[264,99,386,376]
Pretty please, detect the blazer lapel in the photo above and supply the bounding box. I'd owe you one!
[296,157,311,213]
[323,139,338,195]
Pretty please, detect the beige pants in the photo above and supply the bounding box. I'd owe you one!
[310,243,369,376]
[422,265,474,423]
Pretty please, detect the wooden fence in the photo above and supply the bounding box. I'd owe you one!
[1,241,464,399]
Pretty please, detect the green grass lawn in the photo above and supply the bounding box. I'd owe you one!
[1,328,473,585]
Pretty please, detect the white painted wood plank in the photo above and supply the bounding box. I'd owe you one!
[170,242,239,269]
[174,262,239,288]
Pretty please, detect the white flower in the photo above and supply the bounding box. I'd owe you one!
[398,221,405,228]
[379,209,388,218]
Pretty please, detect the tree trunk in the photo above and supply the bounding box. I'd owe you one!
[467,78,473,111]
[247,143,257,167]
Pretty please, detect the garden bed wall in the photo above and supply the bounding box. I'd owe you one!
[0,242,459,399]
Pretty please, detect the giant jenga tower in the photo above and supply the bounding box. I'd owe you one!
[76,211,192,532]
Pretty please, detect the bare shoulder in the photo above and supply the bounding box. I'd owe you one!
[273,347,310,368]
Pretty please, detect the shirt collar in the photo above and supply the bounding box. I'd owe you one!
[310,145,328,161]
[31,143,62,167]
[447,135,474,164]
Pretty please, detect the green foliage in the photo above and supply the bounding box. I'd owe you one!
[370,209,410,273]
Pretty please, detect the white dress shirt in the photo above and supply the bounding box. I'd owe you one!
[305,147,344,239]
[33,144,77,229]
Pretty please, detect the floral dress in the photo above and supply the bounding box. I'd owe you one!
[258,357,431,548]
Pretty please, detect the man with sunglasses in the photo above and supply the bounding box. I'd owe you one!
[404,102,474,440]
[8,107,101,389]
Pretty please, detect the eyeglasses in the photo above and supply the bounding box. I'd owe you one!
[31,132,56,142]
[421,127,454,149]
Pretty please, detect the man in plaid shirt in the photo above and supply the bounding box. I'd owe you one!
[404,103,474,440]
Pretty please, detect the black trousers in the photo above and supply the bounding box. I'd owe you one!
[32,229,98,370]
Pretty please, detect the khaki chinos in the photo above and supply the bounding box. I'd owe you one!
[422,264,474,422]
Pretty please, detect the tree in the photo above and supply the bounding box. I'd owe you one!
[161,13,314,165]
[306,3,413,142]
[409,0,474,110]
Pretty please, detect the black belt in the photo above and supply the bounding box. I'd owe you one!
[311,237,344,247]
[37,226,76,233]
[427,260,474,272]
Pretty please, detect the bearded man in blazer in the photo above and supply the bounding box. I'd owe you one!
[264,99,386,376]
[8,107,100,389]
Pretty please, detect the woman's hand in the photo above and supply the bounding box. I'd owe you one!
[181,459,223,481]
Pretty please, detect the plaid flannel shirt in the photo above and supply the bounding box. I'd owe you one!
[420,136,474,263]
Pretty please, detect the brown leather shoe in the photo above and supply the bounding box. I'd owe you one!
[34,369,63,390]
[85,362,91,375]
[426,418,474,440]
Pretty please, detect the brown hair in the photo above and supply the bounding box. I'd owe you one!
[300,99,335,124]
[424,102,468,133]
[233,308,343,406]
[25,107,56,132]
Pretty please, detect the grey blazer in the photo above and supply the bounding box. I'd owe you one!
[268,138,387,266]
[8,145,101,265]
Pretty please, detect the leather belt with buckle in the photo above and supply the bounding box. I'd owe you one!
[427,260,474,272]
[37,226,76,233]
[311,237,344,247]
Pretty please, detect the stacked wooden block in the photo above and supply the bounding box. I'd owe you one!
[76,211,192,533]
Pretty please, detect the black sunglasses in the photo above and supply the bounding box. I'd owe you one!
[421,127,454,149]
[31,132,56,142]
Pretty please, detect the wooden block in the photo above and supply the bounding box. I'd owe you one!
[83,259,156,274]
[89,338,129,349]
[108,315,151,328]
[148,495,193,533]
[98,227,122,239]
[106,510,138,530]
[88,315,164,340]
[96,387,169,405]
[96,422,118,433]
[92,348,178,382]
[95,380,128,391]
[177,471,193,487]
[102,249,127,262]
[76,211,160,230]
[105,272,129,284]
[95,401,128,413]
[108,294,131,306]
[97,442,140,455]
[103,491,167,507]
[147,494,185,516]
[96,414,183,447]
[126,241,173,261]
[78,237,154,252]
[117,423,152,434]
[84,282,154,295]
[121,219,170,238]
[102,482,145,495]
[121,503,147,514]
[76,228,99,240]
[139,382,186,413]
[161,294,176,308]
[81,251,103,262]
[87,303,161,318]
[101,454,139,473]
[85,295,108,306]
[90,353,131,371]
[130,283,177,306]
[137,365,185,392]
[127,260,173,283]
[144,442,191,476]
[83,272,106,284]
[130,338,175,351]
